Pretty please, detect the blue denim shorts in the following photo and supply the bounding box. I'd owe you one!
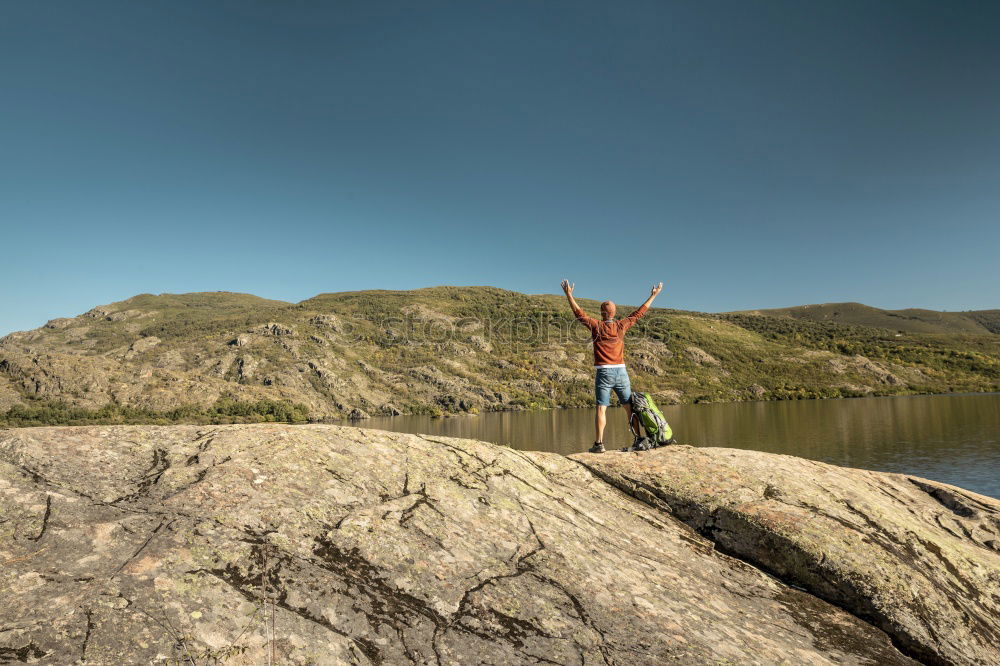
[595,366,631,406]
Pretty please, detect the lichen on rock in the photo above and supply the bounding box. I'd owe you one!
[573,446,1000,666]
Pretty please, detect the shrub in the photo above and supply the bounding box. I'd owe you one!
[0,398,310,428]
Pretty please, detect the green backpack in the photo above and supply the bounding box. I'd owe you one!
[629,392,675,449]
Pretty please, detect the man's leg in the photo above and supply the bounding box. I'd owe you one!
[618,368,634,432]
[595,405,608,443]
[593,368,612,446]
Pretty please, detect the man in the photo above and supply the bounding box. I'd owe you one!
[561,279,663,453]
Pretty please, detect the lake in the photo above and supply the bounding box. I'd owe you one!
[355,393,1000,499]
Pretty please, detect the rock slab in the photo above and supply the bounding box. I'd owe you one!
[0,425,953,664]
[573,445,1000,666]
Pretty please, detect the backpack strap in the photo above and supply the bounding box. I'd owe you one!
[628,412,642,438]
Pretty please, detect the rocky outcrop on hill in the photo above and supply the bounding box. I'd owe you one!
[683,346,720,366]
[0,425,945,665]
[573,446,1000,666]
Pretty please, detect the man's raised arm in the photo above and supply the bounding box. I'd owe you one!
[623,282,664,327]
[561,279,594,326]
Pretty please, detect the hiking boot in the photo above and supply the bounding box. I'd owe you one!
[588,442,605,454]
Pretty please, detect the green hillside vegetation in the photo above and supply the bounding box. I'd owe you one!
[3,397,310,427]
[735,302,997,334]
[1,287,997,426]
[963,310,1000,334]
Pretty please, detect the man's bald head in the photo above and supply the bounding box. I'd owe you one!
[600,301,616,320]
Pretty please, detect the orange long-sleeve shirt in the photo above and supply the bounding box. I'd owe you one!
[572,304,648,366]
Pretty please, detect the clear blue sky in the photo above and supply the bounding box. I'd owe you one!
[2,0,998,336]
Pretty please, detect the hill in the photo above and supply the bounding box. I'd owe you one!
[1,288,997,425]
[734,301,1000,334]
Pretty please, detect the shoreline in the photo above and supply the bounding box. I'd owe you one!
[3,389,998,430]
[332,388,1000,423]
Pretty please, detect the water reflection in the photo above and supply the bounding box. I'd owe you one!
[357,394,1000,499]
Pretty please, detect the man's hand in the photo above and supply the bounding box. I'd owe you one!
[639,282,664,309]
[561,279,581,313]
